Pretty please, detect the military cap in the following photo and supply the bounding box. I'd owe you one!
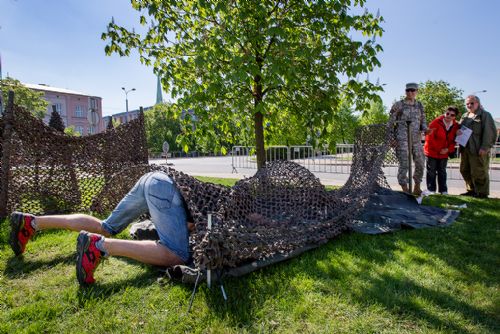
[406,83,418,90]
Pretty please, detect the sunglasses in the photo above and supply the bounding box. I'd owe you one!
[466,102,476,106]
[405,88,417,92]
[445,112,456,117]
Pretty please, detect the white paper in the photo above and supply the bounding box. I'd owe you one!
[455,126,472,146]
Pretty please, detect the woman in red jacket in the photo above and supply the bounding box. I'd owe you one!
[424,106,460,194]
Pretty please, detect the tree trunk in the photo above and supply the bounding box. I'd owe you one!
[253,74,265,169]
[254,111,265,169]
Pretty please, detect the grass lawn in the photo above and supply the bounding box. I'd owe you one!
[0,179,498,333]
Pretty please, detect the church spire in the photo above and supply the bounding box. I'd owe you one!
[156,75,163,104]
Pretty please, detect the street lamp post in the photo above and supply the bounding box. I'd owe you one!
[121,87,136,123]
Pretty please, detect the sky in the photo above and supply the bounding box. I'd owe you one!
[1,0,499,119]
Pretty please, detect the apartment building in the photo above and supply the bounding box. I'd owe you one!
[24,83,104,135]
[103,106,154,128]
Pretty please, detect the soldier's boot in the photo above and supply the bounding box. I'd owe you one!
[413,183,422,196]
[401,184,409,193]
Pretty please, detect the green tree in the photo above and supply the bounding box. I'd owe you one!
[0,77,48,118]
[144,103,182,154]
[412,80,465,121]
[360,100,389,125]
[265,108,308,147]
[64,125,81,137]
[48,108,65,132]
[102,0,384,168]
[176,101,253,155]
[327,103,360,145]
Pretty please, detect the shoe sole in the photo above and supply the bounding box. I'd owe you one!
[9,212,24,256]
[76,232,91,286]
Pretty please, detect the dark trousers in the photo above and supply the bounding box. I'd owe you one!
[426,156,448,193]
[459,148,490,196]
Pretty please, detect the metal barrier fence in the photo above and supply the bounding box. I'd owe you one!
[232,145,500,182]
[231,145,353,174]
[149,151,227,159]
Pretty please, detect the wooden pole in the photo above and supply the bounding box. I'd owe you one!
[406,121,413,193]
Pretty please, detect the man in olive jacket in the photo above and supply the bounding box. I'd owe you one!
[459,95,497,198]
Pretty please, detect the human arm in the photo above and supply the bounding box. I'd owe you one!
[447,123,460,154]
[419,102,428,132]
[424,122,442,156]
[388,101,401,124]
[479,111,498,156]
[388,102,401,146]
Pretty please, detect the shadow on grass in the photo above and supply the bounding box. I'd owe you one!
[312,243,496,332]
[195,234,402,328]
[4,253,76,278]
[419,195,500,285]
[75,269,159,306]
[200,261,301,328]
[312,218,498,331]
[199,201,499,332]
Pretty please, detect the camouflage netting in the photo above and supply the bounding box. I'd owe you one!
[0,102,148,217]
[1,99,396,277]
[180,123,393,271]
[93,125,394,273]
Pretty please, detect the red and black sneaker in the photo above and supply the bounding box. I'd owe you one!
[9,212,36,256]
[76,231,104,286]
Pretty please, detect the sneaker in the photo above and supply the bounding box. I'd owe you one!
[9,212,36,256]
[440,192,448,195]
[76,231,104,286]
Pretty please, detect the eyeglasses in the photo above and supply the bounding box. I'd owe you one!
[405,88,417,92]
[445,112,456,117]
[466,102,476,106]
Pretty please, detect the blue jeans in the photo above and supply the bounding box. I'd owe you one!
[101,172,190,263]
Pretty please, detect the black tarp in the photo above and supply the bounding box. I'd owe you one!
[349,187,460,234]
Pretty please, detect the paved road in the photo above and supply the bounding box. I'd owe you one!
[150,156,500,198]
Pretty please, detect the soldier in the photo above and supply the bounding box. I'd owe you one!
[390,83,431,195]
[459,95,497,198]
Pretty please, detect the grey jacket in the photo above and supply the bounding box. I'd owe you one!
[459,108,497,155]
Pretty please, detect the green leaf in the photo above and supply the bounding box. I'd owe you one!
[102,0,384,165]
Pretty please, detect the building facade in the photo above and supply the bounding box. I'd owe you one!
[24,83,104,135]
[103,106,153,128]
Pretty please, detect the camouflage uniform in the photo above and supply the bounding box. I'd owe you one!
[390,100,428,187]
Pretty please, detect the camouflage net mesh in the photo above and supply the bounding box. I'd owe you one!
[92,123,395,271]
[0,103,148,217]
[1,101,397,273]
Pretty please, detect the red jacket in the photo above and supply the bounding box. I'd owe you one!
[424,115,459,159]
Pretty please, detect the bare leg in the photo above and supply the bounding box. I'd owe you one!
[36,214,185,266]
[35,214,111,237]
[103,239,184,267]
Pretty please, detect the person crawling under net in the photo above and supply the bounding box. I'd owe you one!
[9,171,194,286]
